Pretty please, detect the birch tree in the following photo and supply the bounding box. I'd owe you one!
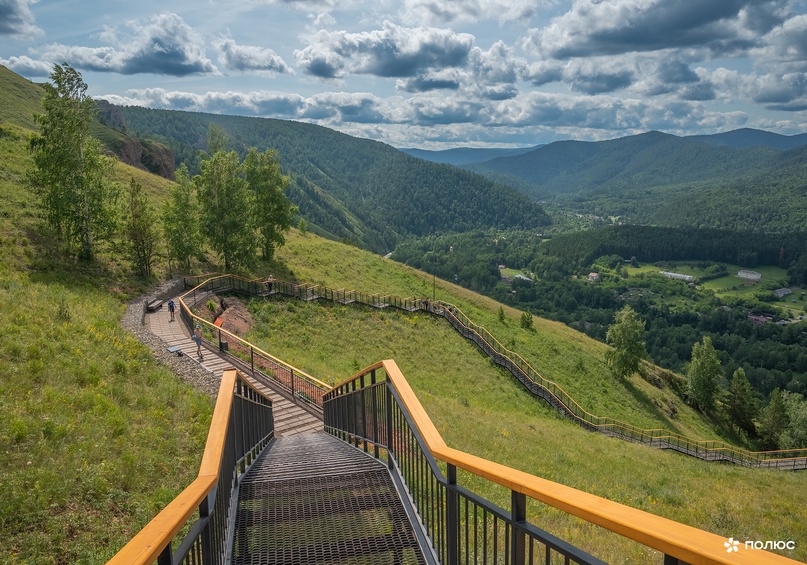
[30,63,116,260]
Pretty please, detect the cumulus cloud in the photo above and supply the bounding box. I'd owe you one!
[0,55,52,76]
[98,88,402,124]
[215,38,294,74]
[396,71,462,93]
[39,13,216,76]
[410,97,486,125]
[751,72,807,110]
[0,0,42,38]
[400,0,538,25]
[295,21,474,79]
[525,0,786,60]
[756,14,807,72]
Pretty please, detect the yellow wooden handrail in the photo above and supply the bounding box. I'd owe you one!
[373,359,801,565]
[108,370,239,565]
[180,276,331,390]
[187,273,806,464]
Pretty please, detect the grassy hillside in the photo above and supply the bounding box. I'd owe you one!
[257,230,806,562]
[0,98,214,564]
[0,65,43,131]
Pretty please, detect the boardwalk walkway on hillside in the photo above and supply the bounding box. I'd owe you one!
[146,300,322,436]
[232,432,428,565]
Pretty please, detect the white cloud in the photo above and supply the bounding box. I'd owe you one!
[0,0,42,38]
[400,0,539,25]
[295,21,475,79]
[756,14,807,72]
[215,38,294,75]
[0,54,51,76]
[39,13,216,76]
[524,0,786,60]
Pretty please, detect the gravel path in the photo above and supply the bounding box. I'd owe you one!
[121,278,220,398]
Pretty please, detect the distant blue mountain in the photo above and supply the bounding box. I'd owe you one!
[686,128,807,150]
[463,128,807,233]
[399,145,540,167]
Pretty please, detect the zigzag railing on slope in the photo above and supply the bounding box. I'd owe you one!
[187,273,807,470]
[180,275,330,410]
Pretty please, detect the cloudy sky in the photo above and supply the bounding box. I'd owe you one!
[2,0,807,148]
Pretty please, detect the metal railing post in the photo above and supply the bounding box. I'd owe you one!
[199,495,213,565]
[360,373,368,453]
[371,369,379,459]
[511,490,526,565]
[157,543,172,565]
[386,384,394,471]
[446,464,459,565]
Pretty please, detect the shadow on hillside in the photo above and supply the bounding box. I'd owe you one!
[620,376,685,437]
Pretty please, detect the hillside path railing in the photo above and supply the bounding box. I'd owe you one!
[108,370,274,565]
[324,360,802,565]
[179,275,331,412]
[185,273,807,470]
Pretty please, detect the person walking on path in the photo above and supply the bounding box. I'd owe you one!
[168,299,175,322]
[193,324,204,360]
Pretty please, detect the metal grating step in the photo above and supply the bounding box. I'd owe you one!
[243,433,382,483]
[233,433,427,565]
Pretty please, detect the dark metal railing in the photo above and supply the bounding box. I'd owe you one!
[179,276,330,410]
[323,360,801,565]
[179,273,807,470]
[324,362,606,565]
[108,371,274,565]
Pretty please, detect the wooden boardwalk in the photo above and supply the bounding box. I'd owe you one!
[146,300,322,437]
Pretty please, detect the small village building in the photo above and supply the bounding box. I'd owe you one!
[588,272,600,281]
[774,288,792,299]
[660,271,694,282]
[738,270,761,281]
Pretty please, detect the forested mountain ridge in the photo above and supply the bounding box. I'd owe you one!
[399,145,540,166]
[468,130,798,196]
[688,127,807,149]
[466,130,807,233]
[107,105,551,253]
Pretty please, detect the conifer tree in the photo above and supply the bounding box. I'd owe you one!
[687,336,721,411]
[760,388,788,450]
[727,367,756,436]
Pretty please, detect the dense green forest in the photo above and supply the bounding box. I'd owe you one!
[467,131,807,233]
[392,226,807,412]
[103,106,551,253]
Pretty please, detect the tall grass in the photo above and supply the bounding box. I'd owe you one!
[0,126,215,564]
[251,230,807,562]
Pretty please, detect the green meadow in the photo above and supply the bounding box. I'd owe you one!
[250,231,807,563]
[1,108,804,563]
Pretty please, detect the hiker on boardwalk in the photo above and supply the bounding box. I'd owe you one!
[167,299,175,322]
[193,325,204,359]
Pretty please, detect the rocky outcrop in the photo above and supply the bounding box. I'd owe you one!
[96,99,175,180]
